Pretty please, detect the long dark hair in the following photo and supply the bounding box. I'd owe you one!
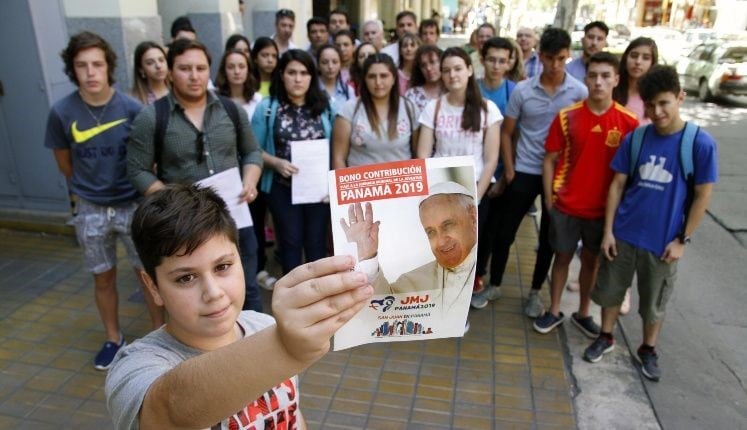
[410,44,443,87]
[613,37,659,106]
[398,32,421,70]
[351,42,376,92]
[131,41,168,104]
[250,37,278,83]
[270,49,329,116]
[358,54,401,140]
[215,49,257,102]
[225,34,251,53]
[441,47,486,133]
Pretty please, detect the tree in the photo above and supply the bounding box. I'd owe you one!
[553,0,580,32]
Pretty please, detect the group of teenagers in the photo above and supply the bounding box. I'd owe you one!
[44,8,717,429]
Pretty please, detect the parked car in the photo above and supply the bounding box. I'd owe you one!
[676,42,747,101]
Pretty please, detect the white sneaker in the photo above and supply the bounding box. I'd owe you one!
[484,286,502,301]
[524,291,543,318]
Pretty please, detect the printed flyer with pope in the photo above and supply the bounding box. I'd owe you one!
[329,156,477,351]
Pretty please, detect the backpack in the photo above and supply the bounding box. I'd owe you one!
[627,121,700,221]
[153,95,241,176]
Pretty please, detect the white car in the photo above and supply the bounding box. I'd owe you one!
[676,42,747,101]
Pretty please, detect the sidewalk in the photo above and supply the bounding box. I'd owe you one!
[0,215,576,429]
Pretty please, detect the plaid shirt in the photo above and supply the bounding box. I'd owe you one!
[524,50,543,79]
[127,91,262,193]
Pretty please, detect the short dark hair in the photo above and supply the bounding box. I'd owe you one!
[170,16,196,39]
[276,8,295,23]
[477,23,496,34]
[328,9,350,25]
[584,21,609,36]
[61,31,117,86]
[481,36,513,59]
[225,34,251,52]
[132,184,238,283]
[419,19,440,36]
[539,28,571,55]
[167,38,211,69]
[307,17,328,33]
[396,10,417,24]
[587,51,619,72]
[270,49,329,116]
[638,65,681,102]
[333,29,356,45]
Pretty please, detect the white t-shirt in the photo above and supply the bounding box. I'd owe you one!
[419,95,502,178]
[241,92,263,122]
[338,97,417,167]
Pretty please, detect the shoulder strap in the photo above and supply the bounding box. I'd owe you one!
[153,96,171,177]
[680,121,699,180]
[217,95,242,143]
[433,97,441,134]
[628,124,649,181]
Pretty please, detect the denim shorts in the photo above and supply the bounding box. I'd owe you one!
[73,198,142,274]
[592,240,677,324]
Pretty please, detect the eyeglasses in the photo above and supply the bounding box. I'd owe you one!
[277,9,295,19]
[196,132,206,164]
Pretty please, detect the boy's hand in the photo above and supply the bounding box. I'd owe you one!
[661,240,685,263]
[601,232,617,261]
[272,256,373,364]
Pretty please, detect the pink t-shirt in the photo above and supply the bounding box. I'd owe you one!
[625,93,651,125]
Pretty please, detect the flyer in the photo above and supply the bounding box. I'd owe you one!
[329,156,477,351]
[195,167,252,228]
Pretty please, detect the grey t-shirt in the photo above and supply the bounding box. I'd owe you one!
[338,98,417,167]
[105,311,300,430]
[505,73,588,175]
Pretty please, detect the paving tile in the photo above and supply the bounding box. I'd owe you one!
[452,414,492,429]
[415,385,453,401]
[324,411,367,427]
[365,417,408,429]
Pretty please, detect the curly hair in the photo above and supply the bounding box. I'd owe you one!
[61,31,117,86]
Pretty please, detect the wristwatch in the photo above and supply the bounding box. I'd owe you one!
[677,233,691,245]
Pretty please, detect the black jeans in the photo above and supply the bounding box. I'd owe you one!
[478,171,553,291]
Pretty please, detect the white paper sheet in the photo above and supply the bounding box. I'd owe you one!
[290,139,329,204]
[195,167,253,228]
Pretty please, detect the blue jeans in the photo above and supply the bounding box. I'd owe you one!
[267,181,329,275]
[238,226,263,312]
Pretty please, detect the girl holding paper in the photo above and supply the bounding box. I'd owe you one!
[332,54,418,169]
[251,50,334,274]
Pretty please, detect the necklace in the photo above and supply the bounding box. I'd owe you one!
[82,93,112,126]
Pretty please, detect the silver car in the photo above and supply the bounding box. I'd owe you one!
[676,42,747,101]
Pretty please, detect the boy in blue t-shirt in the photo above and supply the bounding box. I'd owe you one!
[583,66,718,381]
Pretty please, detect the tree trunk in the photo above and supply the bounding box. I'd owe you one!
[553,0,580,32]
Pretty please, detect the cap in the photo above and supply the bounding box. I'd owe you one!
[420,181,475,206]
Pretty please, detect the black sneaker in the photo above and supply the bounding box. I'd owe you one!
[533,311,565,334]
[571,312,601,339]
[94,334,126,371]
[637,348,661,382]
[584,336,615,363]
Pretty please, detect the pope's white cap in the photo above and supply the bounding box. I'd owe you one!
[420,181,475,206]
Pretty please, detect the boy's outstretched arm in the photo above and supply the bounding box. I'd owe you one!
[139,256,372,429]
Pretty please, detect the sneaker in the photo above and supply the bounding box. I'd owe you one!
[483,285,502,301]
[94,334,126,371]
[620,289,631,315]
[566,281,580,292]
[571,312,601,339]
[524,291,543,318]
[583,336,615,363]
[256,270,277,291]
[470,292,488,309]
[533,311,565,334]
[637,348,661,382]
[527,202,538,217]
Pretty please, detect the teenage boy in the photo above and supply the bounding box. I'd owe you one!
[583,65,717,381]
[481,28,587,315]
[472,37,517,308]
[534,52,639,336]
[106,184,373,428]
[381,11,418,63]
[306,17,329,58]
[45,31,163,370]
[566,21,608,82]
[273,9,297,54]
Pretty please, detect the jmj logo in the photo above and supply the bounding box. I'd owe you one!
[400,295,430,304]
[369,296,396,312]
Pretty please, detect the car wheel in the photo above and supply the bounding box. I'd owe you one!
[698,79,713,102]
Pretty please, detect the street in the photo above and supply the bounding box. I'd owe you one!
[563,96,747,430]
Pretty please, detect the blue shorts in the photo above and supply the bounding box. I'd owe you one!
[73,199,142,274]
